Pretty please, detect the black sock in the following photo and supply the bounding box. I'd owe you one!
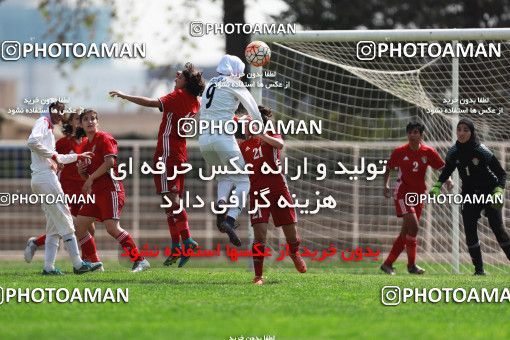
[468,242,484,272]
[499,241,510,261]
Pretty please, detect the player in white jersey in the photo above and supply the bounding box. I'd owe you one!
[27,100,102,275]
[198,55,263,246]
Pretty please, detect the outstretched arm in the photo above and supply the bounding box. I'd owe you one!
[437,159,456,184]
[28,119,91,164]
[430,151,457,195]
[109,90,160,109]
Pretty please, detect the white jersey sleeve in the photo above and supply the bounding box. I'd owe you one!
[224,83,263,123]
[27,117,57,159]
[199,75,262,123]
[55,153,78,164]
[28,117,79,175]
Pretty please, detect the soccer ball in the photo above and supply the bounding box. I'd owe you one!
[244,41,271,67]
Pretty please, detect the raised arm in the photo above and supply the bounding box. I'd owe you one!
[258,134,284,150]
[228,85,263,123]
[109,90,160,109]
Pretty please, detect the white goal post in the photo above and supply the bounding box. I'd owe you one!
[249,28,510,273]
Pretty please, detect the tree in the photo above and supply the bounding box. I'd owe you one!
[31,0,247,68]
[223,0,248,59]
[275,0,510,29]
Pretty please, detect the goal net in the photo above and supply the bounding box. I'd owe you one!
[252,28,510,273]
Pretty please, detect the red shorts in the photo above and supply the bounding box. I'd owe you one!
[153,158,185,195]
[394,195,423,220]
[61,183,85,217]
[78,190,125,222]
[249,189,297,227]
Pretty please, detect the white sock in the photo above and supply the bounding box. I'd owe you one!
[217,180,234,203]
[227,180,250,220]
[44,234,60,272]
[62,232,83,269]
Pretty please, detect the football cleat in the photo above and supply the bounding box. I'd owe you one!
[132,259,150,273]
[380,264,396,275]
[163,243,181,266]
[221,216,241,247]
[252,276,264,285]
[42,268,64,275]
[73,261,103,275]
[289,253,307,273]
[408,264,425,275]
[178,238,199,268]
[24,237,38,263]
[474,269,486,276]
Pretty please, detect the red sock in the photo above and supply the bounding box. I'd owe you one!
[406,234,417,267]
[34,234,46,247]
[288,238,301,254]
[175,209,191,241]
[79,233,101,262]
[165,209,180,244]
[384,234,406,266]
[116,230,142,261]
[252,242,265,277]
[180,228,191,241]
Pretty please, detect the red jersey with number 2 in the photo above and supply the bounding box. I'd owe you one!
[388,143,444,197]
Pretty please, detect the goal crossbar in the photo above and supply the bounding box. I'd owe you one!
[254,28,510,43]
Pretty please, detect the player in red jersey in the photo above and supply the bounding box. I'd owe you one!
[74,109,150,272]
[108,62,205,267]
[380,122,453,275]
[237,106,306,285]
[24,110,96,263]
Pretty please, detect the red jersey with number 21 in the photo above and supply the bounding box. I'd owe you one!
[388,143,444,197]
[240,133,289,193]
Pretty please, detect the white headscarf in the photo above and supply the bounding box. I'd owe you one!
[216,54,245,77]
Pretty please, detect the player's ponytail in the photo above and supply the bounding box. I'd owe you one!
[183,62,206,97]
[75,125,86,139]
[61,112,74,136]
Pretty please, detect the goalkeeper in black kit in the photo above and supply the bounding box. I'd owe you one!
[430,118,510,275]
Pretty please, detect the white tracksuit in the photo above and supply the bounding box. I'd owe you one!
[27,116,78,236]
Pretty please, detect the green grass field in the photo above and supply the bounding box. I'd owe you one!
[1,260,509,339]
